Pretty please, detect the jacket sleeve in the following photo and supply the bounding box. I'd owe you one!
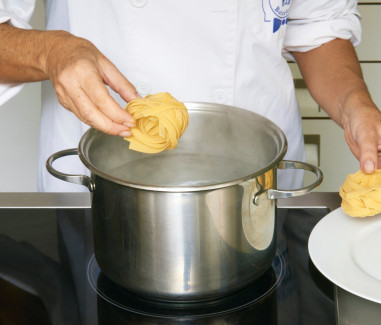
[283,0,362,61]
[0,1,35,106]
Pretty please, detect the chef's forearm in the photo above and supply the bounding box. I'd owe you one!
[292,38,377,128]
[0,23,58,83]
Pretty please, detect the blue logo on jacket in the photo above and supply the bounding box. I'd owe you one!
[262,0,291,33]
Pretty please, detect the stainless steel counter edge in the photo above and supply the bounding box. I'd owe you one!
[278,192,341,211]
[0,192,341,211]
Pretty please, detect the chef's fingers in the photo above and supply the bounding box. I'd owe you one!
[359,137,381,173]
[45,35,138,135]
[60,87,132,137]
[358,137,378,174]
[98,56,141,104]
[343,104,381,174]
[351,118,381,174]
[82,71,136,128]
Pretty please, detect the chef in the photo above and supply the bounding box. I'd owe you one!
[0,0,380,193]
[0,1,379,324]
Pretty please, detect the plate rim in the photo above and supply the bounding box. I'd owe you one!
[308,207,381,304]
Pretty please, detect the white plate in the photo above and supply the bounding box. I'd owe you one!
[308,207,381,303]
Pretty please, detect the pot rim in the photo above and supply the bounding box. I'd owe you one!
[78,102,288,192]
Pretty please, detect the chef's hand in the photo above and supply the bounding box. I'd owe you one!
[293,38,381,174]
[44,31,137,137]
[342,102,381,173]
[0,24,137,136]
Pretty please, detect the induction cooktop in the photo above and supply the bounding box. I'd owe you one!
[0,192,339,325]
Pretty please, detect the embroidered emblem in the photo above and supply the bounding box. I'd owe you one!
[262,0,291,33]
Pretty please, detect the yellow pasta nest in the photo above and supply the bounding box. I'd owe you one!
[339,169,381,217]
[124,92,189,153]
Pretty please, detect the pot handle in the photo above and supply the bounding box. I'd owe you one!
[253,160,323,204]
[46,148,95,192]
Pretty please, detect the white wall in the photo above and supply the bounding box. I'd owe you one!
[0,0,45,192]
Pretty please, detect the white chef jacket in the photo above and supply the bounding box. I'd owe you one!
[0,0,361,192]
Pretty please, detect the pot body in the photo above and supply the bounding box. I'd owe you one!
[46,102,323,301]
[91,170,277,301]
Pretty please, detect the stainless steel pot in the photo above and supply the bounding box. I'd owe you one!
[47,102,323,301]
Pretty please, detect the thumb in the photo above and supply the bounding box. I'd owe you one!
[359,133,379,174]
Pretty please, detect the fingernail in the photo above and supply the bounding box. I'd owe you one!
[119,131,131,137]
[123,121,135,128]
[364,160,375,174]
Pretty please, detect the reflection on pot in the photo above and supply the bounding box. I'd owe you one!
[241,169,276,252]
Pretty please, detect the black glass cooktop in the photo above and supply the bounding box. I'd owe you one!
[0,194,337,325]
